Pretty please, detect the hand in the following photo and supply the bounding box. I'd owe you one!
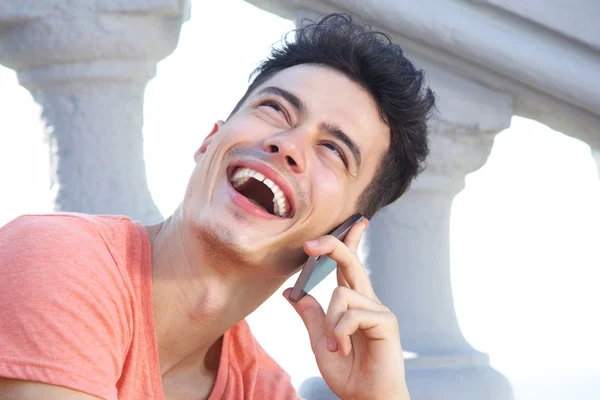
[283,218,410,400]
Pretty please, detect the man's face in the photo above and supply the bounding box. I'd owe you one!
[182,64,389,274]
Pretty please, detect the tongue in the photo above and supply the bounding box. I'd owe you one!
[247,198,268,211]
[236,178,276,215]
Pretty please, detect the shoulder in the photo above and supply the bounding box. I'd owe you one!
[0,212,140,273]
[0,212,137,329]
[0,212,138,321]
[1,212,99,241]
[0,213,138,398]
[0,212,135,244]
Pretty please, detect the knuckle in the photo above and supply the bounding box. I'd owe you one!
[384,311,398,325]
[332,285,350,299]
[345,308,360,321]
[322,235,338,247]
[333,323,346,340]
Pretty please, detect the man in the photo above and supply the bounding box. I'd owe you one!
[0,13,434,400]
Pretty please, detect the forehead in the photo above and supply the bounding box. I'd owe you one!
[252,64,390,167]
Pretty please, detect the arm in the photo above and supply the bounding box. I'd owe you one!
[0,378,102,400]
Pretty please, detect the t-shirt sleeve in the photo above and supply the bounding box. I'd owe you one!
[0,215,133,400]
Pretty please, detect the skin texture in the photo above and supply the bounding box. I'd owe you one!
[0,64,409,400]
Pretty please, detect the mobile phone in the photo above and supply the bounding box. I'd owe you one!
[289,214,364,303]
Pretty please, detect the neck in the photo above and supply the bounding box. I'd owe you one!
[145,208,287,377]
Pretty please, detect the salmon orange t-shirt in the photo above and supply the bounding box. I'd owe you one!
[0,213,301,400]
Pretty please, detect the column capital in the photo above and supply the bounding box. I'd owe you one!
[410,56,514,193]
[0,0,190,86]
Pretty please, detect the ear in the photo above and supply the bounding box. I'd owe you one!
[195,120,224,159]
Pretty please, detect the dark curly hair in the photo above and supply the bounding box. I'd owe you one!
[230,13,435,218]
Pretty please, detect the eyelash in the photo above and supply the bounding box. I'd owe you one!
[253,98,349,168]
[255,99,285,115]
[322,142,348,167]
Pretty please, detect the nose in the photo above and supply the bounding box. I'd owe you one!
[263,130,307,173]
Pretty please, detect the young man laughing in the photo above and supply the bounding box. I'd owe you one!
[0,14,435,400]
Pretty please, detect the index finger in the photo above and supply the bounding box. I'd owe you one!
[337,218,368,287]
[305,233,376,299]
[342,218,369,254]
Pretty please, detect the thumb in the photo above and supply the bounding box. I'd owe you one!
[283,288,327,351]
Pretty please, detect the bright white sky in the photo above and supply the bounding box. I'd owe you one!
[0,0,599,398]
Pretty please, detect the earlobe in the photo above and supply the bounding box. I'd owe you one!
[196,120,224,158]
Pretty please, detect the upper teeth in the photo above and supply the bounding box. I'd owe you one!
[230,167,290,217]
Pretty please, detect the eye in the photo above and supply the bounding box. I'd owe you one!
[254,99,292,125]
[259,100,284,113]
[322,142,348,166]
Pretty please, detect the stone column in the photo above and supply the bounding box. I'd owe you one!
[364,68,515,399]
[592,148,600,179]
[367,132,511,400]
[0,1,190,223]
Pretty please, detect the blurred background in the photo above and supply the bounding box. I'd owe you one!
[0,0,599,399]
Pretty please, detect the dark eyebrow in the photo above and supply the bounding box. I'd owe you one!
[255,86,307,116]
[320,121,362,169]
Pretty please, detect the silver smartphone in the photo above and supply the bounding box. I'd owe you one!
[289,214,364,303]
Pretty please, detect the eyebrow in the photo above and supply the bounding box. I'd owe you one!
[255,85,362,169]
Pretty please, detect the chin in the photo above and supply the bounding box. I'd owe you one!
[191,218,253,267]
[192,215,306,275]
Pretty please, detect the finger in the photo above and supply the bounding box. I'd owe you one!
[305,235,375,298]
[326,286,388,338]
[337,219,368,287]
[341,218,369,254]
[336,266,349,288]
[282,288,327,353]
[333,309,397,356]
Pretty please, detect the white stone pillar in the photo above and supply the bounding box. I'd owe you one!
[364,67,515,399]
[367,138,509,400]
[0,1,190,223]
[592,149,600,179]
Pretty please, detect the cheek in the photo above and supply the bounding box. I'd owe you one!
[226,114,273,139]
[312,169,344,204]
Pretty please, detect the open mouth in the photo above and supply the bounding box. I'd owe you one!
[229,167,292,218]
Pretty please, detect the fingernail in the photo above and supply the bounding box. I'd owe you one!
[326,336,338,352]
[306,239,319,247]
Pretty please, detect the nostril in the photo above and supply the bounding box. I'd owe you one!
[269,145,279,153]
[286,156,297,166]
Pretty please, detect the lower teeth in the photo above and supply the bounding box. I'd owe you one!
[273,201,287,218]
